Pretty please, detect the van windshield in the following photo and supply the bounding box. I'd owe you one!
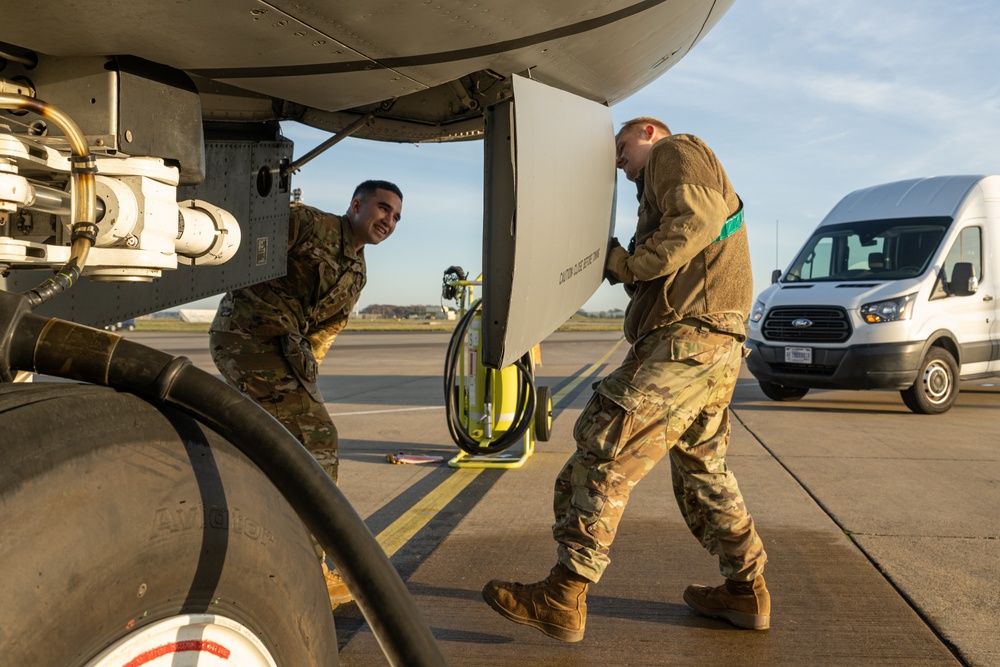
[782,216,952,282]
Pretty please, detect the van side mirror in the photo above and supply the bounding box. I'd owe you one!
[771,269,782,284]
[951,262,977,296]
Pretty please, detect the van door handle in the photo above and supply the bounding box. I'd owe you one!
[985,294,995,302]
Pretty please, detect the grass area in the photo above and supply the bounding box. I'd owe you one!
[136,315,624,333]
[558,317,626,332]
[135,320,212,332]
[344,319,459,332]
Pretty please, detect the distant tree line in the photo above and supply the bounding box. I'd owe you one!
[359,304,440,319]
[357,304,622,319]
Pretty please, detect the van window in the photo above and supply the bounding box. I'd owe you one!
[783,216,951,282]
[931,226,982,300]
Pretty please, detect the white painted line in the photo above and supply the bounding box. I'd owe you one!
[329,405,445,417]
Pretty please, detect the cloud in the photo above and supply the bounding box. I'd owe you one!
[619,0,1000,298]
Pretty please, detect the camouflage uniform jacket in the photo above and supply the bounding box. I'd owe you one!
[211,203,365,363]
[606,134,753,343]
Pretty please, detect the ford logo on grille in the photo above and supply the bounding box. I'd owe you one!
[791,318,814,328]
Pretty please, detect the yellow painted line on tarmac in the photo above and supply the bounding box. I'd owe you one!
[552,336,625,408]
[374,468,483,558]
[369,336,624,561]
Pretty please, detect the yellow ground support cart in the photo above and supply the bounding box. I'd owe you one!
[442,267,552,469]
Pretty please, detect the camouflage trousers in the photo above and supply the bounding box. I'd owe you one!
[209,330,340,484]
[554,320,767,583]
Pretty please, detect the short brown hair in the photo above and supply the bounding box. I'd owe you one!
[616,117,671,141]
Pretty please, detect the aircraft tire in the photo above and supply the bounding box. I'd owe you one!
[0,382,338,667]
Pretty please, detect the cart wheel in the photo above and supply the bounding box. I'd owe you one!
[533,385,553,441]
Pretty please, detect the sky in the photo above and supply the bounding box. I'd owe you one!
[190,0,1000,313]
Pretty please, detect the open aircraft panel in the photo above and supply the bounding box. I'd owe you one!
[0,135,292,329]
[482,75,615,369]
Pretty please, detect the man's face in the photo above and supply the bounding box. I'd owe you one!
[348,188,402,248]
[615,127,655,182]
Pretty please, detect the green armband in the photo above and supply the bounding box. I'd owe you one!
[714,201,744,243]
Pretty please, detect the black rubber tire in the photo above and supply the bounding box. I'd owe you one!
[0,383,338,667]
[533,385,553,442]
[758,380,810,401]
[900,347,959,414]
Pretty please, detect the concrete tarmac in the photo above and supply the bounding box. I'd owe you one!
[122,330,997,666]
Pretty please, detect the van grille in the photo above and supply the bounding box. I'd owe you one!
[761,306,852,343]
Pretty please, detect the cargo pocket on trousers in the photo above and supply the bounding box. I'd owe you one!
[572,376,649,460]
[669,333,728,366]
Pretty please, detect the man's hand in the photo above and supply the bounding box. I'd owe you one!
[281,333,319,383]
[605,241,634,285]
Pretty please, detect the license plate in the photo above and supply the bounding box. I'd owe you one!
[784,346,812,364]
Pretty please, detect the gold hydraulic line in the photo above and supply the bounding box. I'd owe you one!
[0,93,97,305]
[370,336,626,560]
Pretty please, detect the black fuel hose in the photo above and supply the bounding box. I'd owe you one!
[0,296,446,667]
[443,299,535,455]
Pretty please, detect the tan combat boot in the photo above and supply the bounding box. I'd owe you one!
[684,575,770,630]
[322,560,354,606]
[482,563,590,642]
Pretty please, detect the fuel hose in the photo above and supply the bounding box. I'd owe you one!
[0,296,447,667]
[443,299,535,455]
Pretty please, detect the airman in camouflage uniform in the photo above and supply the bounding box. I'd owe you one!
[210,179,403,604]
[483,119,769,642]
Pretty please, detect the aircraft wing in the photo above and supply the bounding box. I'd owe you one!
[0,0,734,142]
[0,0,734,337]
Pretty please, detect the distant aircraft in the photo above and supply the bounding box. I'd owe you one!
[0,3,734,665]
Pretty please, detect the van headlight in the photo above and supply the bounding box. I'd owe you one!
[750,300,766,323]
[860,293,916,324]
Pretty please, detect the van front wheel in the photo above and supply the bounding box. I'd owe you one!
[901,348,959,414]
[758,381,809,401]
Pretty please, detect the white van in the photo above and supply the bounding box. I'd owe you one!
[746,175,1000,414]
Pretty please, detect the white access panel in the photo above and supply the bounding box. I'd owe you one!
[482,74,616,369]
